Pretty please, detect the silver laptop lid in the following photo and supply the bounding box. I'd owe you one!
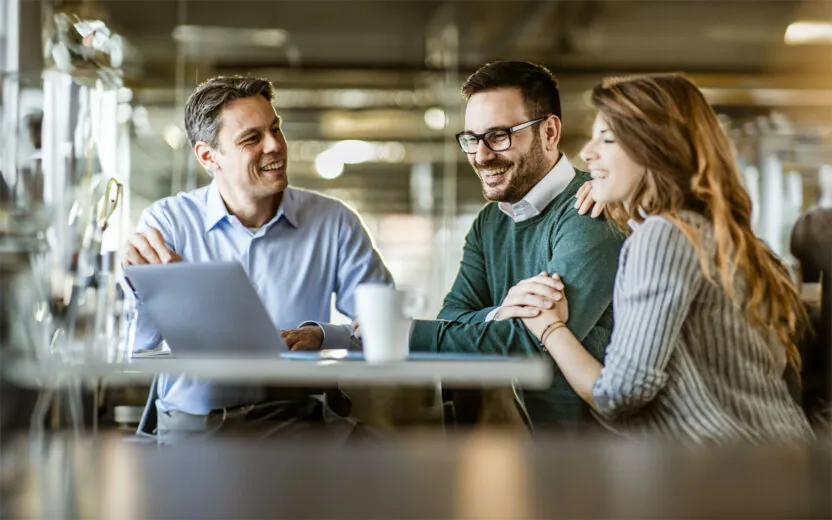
[124,261,287,357]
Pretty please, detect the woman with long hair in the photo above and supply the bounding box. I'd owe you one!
[522,74,813,442]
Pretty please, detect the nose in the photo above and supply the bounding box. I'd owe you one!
[263,130,283,155]
[474,139,496,164]
[579,138,598,166]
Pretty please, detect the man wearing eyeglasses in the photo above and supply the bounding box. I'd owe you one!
[409,61,624,431]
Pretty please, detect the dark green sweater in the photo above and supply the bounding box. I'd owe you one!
[410,170,624,429]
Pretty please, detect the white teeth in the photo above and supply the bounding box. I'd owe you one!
[261,161,284,171]
[480,167,509,176]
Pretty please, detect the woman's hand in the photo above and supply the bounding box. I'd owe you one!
[493,271,565,320]
[521,273,569,340]
[575,181,605,218]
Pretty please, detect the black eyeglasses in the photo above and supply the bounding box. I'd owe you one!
[455,116,549,154]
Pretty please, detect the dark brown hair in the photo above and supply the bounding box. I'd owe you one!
[184,76,274,148]
[461,61,562,121]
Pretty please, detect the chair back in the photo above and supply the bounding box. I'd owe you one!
[790,208,832,424]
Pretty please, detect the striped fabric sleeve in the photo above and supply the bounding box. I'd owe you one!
[591,218,704,420]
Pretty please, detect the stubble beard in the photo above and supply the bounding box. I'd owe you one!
[480,134,550,204]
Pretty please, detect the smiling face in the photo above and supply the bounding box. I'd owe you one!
[579,113,645,206]
[463,88,554,204]
[199,95,289,202]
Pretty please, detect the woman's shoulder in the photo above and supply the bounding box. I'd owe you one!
[626,211,711,262]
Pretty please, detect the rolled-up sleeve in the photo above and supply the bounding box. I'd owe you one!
[592,218,703,420]
[324,205,394,350]
[124,203,178,353]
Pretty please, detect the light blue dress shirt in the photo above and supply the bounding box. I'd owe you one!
[130,182,393,415]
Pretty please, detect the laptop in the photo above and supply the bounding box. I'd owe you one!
[124,261,289,357]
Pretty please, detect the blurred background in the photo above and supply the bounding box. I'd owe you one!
[3,0,832,316]
[1,4,831,514]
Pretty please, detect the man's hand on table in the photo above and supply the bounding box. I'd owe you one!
[351,319,361,340]
[122,228,182,265]
[493,272,565,320]
[281,325,324,351]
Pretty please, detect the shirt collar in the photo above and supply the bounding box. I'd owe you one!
[627,207,650,230]
[274,188,299,228]
[204,182,299,232]
[205,181,228,231]
[498,154,575,222]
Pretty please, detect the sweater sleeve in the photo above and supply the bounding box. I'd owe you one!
[545,204,622,360]
[436,211,498,324]
[591,218,703,420]
[410,207,622,356]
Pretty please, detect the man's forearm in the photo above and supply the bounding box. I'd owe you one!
[437,304,498,324]
[410,318,543,356]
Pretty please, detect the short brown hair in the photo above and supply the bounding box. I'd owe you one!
[184,76,274,148]
[461,61,562,121]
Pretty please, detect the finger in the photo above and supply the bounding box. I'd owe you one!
[574,182,591,209]
[128,234,161,264]
[498,305,542,320]
[505,293,556,310]
[290,334,316,351]
[352,321,362,339]
[144,229,175,263]
[578,195,594,215]
[507,287,561,306]
[517,275,563,292]
[122,246,148,266]
[590,202,605,219]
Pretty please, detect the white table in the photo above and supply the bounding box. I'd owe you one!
[7,353,551,437]
[7,353,552,389]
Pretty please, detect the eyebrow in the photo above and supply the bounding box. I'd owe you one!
[234,116,281,142]
[462,124,513,134]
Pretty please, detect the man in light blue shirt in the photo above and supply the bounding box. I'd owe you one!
[123,76,393,436]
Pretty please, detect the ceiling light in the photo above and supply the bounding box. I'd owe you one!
[424,107,446,130]
[315,150,344,180]
[332,140,374,164]
[172,26,288,47]
[784,21,832,45]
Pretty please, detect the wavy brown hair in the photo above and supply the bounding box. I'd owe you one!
[591,74,807,373]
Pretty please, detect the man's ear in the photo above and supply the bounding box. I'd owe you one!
[194,141,218,175]
[543,115,562,151]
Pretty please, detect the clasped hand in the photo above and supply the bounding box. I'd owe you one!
[494,272,570,340]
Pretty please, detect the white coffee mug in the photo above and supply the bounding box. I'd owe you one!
[355,284,423,364]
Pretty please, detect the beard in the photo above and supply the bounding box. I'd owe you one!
[475,133,551,204]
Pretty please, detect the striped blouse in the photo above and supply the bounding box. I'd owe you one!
[591,211,814,443]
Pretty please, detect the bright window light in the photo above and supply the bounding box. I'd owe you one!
[784,21,832,45]
[163,125,185,150]
[315,149,344,179]
[424,107,446,130]
[332,140,374,164]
